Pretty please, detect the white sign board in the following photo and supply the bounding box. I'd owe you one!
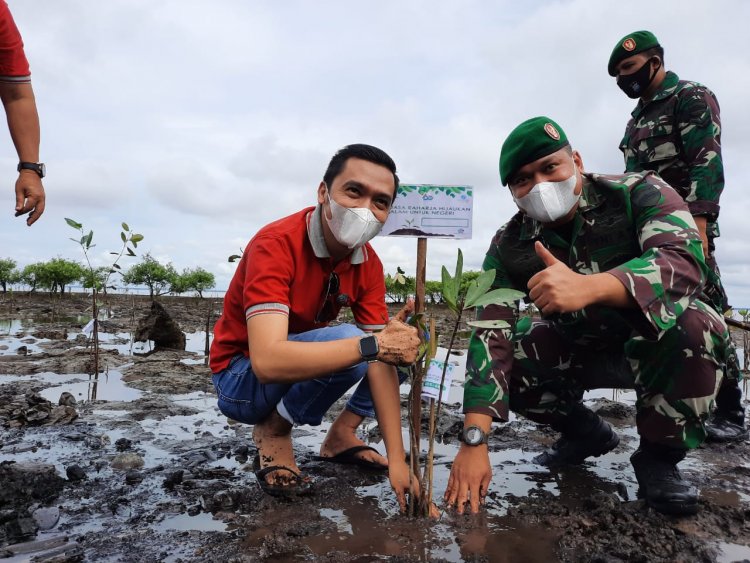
[381,184,473,239]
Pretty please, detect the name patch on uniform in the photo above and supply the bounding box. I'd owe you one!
[544,122,560,140]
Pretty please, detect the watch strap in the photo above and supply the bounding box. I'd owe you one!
[18,162,45,178]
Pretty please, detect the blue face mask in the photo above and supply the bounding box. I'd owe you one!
[617,57,660,99]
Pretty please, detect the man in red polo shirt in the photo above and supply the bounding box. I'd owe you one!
[0,1,45,226]
[210,144,420,506]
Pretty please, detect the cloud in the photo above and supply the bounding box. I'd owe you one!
[2,0,748,305]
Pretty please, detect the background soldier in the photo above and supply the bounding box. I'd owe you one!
[445,116,728,516]
[609,30,745,442]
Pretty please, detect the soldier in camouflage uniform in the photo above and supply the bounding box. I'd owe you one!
[444,116,728,516]
[609,30,746,442]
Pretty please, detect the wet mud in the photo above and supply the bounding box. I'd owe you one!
[1,293,749,562]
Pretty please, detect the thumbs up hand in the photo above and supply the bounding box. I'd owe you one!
[527,241,592,315]
[534,241,561,268]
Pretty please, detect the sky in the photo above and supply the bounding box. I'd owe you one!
[2,0,750,306]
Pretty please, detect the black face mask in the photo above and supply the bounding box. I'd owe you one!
[617,57,660,99]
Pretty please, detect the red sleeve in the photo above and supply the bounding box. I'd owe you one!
[243,235,293,320]
[351,252,389,331]
[0,2,30,81]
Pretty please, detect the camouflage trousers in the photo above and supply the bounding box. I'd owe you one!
[507,300,728,450]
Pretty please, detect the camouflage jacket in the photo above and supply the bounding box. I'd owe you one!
[463,171,708,421]
[620,71,723,236]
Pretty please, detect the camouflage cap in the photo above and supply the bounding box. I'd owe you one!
[608,30,660,76]
[499,116,570,186]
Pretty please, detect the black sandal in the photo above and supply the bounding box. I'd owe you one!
[252,455,314,498]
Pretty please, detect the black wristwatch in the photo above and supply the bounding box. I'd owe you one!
[18,162,46,178]
[358,335,379,362]
[462,425,489,446]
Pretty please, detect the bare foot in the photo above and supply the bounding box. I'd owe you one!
[252,410,304,486]
[319,408,388,468]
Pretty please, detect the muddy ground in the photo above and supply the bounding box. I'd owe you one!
[1,292,749,563]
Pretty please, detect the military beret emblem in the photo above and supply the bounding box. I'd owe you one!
[544,122,560,140]
[622,38,636,51]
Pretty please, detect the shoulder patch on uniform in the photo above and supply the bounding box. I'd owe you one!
[631,183,662,208]
[623,38,636,51]
[544,122,560,140]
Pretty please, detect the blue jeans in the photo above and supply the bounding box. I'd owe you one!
[212,323,384,426]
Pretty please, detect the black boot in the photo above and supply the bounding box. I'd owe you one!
[706,361,747,443]
[533,404,619,467]
[631,442,698,516]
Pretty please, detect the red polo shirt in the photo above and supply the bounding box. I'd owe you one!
[210,206,389,373]
[0,2,30,83]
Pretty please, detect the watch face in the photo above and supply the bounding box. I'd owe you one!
[465,427,482,445]
[359,335,378,359]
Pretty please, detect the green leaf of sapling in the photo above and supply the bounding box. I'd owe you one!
[464,269,496,309]
[441,266,456,310]
[469,288,525,309]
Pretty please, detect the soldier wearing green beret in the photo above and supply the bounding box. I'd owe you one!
[445,116,728,516]
[609,30,746,442]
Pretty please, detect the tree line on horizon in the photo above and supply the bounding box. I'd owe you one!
[0,254,216,299]
[0,252,486,305]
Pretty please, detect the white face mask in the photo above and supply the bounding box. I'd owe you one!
[513,165,580,223]
[325,190,384,249]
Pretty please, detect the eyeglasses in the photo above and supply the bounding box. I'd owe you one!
[315,272,340,323]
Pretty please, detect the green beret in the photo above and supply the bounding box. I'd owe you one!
[608,30,660,76]
[499,116,569,186]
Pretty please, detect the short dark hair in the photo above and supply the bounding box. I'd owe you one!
[323,144,400,200]
[644,45,665,65]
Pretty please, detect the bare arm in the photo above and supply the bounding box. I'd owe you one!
[246,306,420,384]
[445,412,493,514]
[0,81,44,225]
[367,361,416,510]
[247,313,363,384]
[693,215,710,258]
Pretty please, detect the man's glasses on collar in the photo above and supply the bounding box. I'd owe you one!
[315,272,341,323]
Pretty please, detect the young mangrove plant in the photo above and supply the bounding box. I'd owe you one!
[408,249,523,517]
[66,218,143,376]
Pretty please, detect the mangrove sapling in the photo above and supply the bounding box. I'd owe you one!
[419,249,523,515]
[66,218,143,376]
[405,313,435,516]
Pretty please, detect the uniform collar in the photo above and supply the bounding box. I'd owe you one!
[631,71,680,117]
[306,204,366,264]
[517,175,602,241]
